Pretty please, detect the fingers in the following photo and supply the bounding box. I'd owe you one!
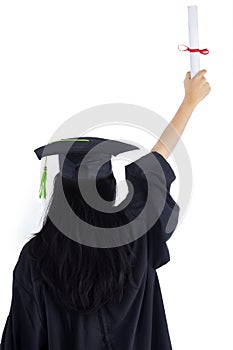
[194,69,207,79]
[183,69,210,94]
[200,80,211,95]
[184,69,207,81]
[204,81,211,92]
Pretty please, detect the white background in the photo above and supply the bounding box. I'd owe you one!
[0,0,233,349]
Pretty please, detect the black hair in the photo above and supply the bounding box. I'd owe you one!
[28,171,138,315]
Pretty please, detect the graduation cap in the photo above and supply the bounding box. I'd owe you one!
[34,136,139,200]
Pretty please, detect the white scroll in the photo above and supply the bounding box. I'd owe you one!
[188,5,200,78]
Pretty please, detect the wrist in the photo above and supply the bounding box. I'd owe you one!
[182,95,198,111]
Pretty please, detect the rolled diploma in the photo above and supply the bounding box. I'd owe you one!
[188,5,200,78]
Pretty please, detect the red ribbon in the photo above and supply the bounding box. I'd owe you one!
[178,44,209,55]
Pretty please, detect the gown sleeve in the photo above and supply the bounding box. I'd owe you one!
[0,254,47,349]
[124,151,180,270]
[146,151,180,269]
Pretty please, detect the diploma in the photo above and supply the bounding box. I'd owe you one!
[188,5,200,78]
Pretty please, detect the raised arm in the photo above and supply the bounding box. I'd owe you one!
[151,69,211,159]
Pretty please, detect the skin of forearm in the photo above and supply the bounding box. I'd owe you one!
[150,97,196,159]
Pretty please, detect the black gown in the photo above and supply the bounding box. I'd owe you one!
[0,151,180,350]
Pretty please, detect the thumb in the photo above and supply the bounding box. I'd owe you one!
[184,71,191,81]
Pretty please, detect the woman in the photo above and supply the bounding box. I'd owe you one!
[0,70,210,350]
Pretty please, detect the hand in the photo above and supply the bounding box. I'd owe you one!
[183,69,211,107]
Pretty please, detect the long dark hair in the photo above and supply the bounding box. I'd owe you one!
[28,170,138,315]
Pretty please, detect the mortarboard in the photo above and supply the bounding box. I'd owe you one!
[34,136,139,199]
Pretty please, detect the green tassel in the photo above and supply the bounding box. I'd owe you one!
[38,139,90,199]
[39,156,47,199]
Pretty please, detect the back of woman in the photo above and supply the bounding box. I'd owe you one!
[0,70,210,350]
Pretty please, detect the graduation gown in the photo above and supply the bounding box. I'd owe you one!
[0,151,180,350]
